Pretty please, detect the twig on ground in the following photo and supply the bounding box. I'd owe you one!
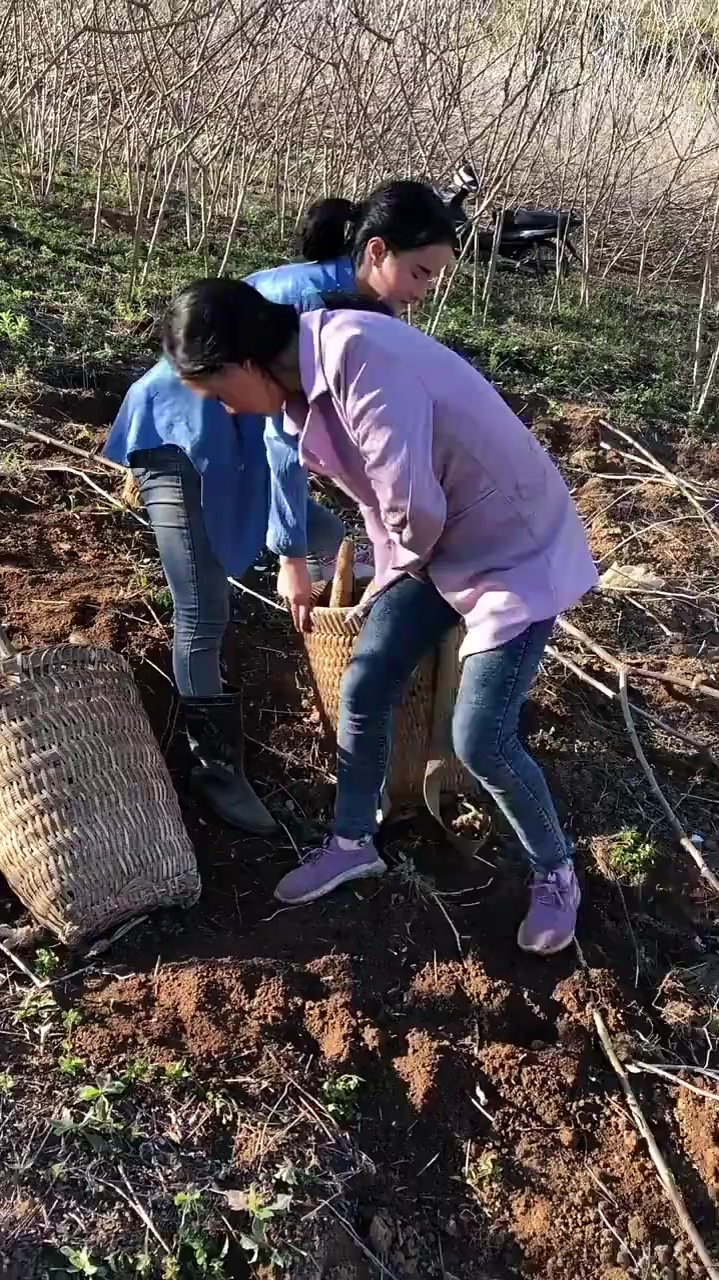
[430,891,464,959]
[627,1060,719,1103]
[0,940,43,988]
[618,669,719,895]
[601,419,719,547]
[557,618,719,705]
[85,915,149,957]
[94,1165,171,1254]
[266,1050,338,1139]
[326,1204,401,1280]
[0,415,125,472]
[546,646,718,763]
[593,1005,719,1280]
[33,464,149,528]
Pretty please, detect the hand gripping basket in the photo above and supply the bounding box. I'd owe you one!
[0,628,200,945]
[303,542,487,849]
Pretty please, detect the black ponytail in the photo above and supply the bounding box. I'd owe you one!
[163,278,299,380]
[349,180,457,265]
[298,197,361,261]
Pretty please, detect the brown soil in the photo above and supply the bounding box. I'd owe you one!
[1,398,719,1278]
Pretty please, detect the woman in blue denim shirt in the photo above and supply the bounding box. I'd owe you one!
[104,180,456,835]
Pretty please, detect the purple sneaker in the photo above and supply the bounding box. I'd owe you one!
[274,837,386,905]
[517,863,580,955]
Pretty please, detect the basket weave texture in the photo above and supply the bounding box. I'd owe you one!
[303,604,471,801]
[0,644,200,944]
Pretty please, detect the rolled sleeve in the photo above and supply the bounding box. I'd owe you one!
[342,339,446,573]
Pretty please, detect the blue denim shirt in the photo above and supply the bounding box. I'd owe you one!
[104,255,355,577]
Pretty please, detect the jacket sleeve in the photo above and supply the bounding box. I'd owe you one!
[263,414,309,558]
[340,336,446,573]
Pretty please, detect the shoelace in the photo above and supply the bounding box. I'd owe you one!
[300,839,332,865]
[532,873,565,907]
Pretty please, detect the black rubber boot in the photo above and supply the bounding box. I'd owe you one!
[182,692,278,836]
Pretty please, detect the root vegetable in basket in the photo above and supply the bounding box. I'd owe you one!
[103,182,456,814]
[162,275,597,956]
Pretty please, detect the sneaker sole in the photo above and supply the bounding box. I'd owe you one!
[275,858,387,905]
[516,930,576,956]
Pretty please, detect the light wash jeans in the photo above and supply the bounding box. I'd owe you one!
[334,574,570,873]
[131,445,343,697]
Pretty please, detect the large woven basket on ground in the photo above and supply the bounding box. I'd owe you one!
[303,542,477,825]
[0,631,200,945]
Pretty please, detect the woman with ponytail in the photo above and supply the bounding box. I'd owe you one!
[162,279,597,955]
[103,181,456,836]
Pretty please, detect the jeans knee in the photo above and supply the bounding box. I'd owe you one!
[452,707,507,785]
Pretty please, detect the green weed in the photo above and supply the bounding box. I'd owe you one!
[466,1149,500,1189]
[58,1053,86,1078]
[232,1184,293,1268]
[34,948,60,980]
[14,990,57,1024]
[61,1009,83,1035]
[320,1073,363,1123]
[0,309,30,344]
[164,1059,192,1082]
[610,829,657,879]
[0,1071,15,1096]
[57,1244,106,1276]
[121,1058,156,1084]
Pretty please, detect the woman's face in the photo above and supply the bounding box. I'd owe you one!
[184,363,286,416]
[360,238,455,311]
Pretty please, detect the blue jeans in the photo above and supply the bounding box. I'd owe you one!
[131,446,343,697]
[334,575,570,872]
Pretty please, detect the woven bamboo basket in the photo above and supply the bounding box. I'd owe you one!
[0,629,200,945]
[303,542,473,806]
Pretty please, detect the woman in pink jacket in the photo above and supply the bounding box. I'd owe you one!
[162,279,598,955]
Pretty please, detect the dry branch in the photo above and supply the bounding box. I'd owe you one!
[618,670,719,895]
[594,1006,719,1280]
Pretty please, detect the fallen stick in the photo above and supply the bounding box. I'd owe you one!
[627,1060,719,1104]
[0,939,43,987]
[33,464,149,526]
[557,618,719,705]
[593,1006,719,1280]
[618,669,719,895]
[545,646,718,764]
[0,415,125,472]
[601,419,719,547]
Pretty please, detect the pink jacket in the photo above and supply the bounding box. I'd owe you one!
[294,308,597,657]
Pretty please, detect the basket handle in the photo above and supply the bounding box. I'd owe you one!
[329,539,355,608]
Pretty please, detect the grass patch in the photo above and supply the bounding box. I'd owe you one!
[1,167,716,430]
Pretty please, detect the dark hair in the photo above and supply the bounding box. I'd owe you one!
[299,197,360,261]
[162,277,298,379]
[320,289,394,317]
[298,179,457,265]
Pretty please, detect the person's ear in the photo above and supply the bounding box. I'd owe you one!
[366,235,388,268]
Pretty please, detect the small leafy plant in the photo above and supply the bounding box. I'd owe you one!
[34,947,60,979]
[14,989,57,1024]
[0,310,30,343]
[320,1073,363,1123]
[229,1185,292,1268]
[57,1244,106,1276]
[0,1072,15,1096]
[466,1149,500,1189]
[610,829,657,880]
[164,1059,192,1082]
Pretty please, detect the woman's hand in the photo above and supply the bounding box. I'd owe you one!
[277,556,314,632]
